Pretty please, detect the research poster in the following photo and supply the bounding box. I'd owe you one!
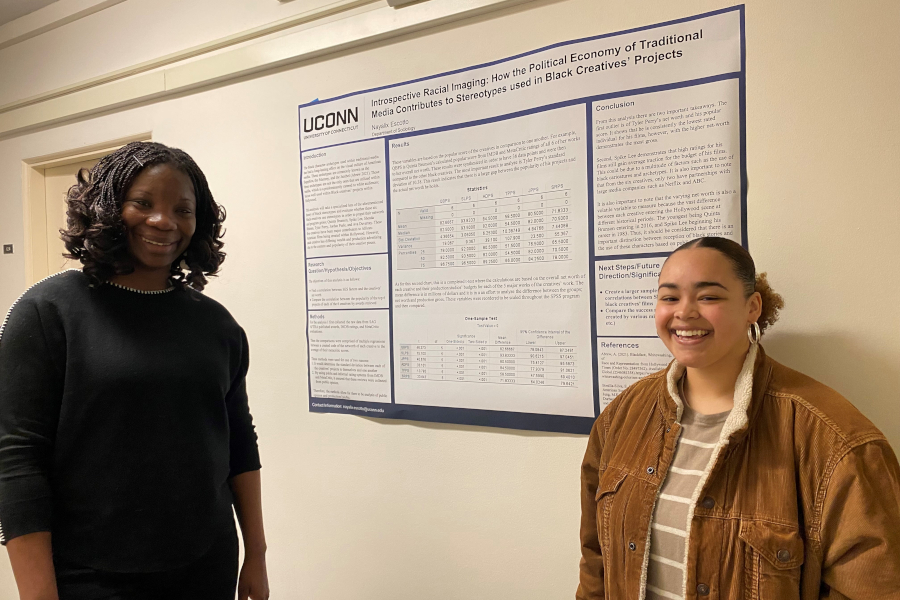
[299,7,746,433]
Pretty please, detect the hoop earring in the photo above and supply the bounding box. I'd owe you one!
[748,322,761,345]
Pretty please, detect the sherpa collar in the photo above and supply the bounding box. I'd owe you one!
[665,343,759,439]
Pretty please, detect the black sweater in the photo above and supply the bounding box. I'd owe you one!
[0,270,260,572]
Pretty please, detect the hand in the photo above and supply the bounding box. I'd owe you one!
[237,552,269,600]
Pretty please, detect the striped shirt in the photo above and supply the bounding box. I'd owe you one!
[645,404,730,600]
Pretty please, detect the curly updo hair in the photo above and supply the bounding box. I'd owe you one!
[62,141,225,291]
[671,237,784,336]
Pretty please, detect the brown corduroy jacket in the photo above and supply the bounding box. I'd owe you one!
[577,345,900,600]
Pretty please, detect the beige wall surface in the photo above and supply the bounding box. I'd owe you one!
[0,0,898,598]
[0,0,347,106]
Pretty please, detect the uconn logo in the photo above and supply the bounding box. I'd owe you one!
[303,108,359,132]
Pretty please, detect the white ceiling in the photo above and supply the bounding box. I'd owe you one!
[0,0,59,27]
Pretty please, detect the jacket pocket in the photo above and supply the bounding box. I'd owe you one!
[595,468,628,551]
[739,520,804,600]
[595,468,627,502]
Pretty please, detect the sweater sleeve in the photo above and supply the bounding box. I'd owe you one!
[226,328,261,479]
[0,299,63,544]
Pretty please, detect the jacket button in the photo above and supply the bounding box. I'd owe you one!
[647,466,655,474]
[777,549,791,562]
[701,496,715,509]
[629,542,636,551]
[697,583,710,596]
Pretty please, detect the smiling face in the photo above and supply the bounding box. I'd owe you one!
[121,163,197,275]
[655,247,762,370]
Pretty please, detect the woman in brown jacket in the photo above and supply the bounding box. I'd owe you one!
[577,236,900,600]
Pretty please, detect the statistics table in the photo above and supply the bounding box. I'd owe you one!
[397,342,578,387]
[395,189,573,270]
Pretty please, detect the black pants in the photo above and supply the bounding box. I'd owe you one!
[54,526,239,600]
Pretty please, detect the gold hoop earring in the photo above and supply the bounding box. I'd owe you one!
[748,322,761,344]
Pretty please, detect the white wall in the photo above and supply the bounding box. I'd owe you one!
[0,0,898,598]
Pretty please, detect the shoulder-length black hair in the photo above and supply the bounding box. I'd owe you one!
[62,141,226,291]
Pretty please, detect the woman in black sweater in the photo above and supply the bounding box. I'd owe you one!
[0,142,269,600]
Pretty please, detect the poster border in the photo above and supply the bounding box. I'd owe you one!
[309,397,595,435]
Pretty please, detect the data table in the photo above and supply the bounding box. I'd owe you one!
[397,343,579,387]
[394,189,573,270]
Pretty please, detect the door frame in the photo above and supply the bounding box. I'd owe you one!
[21,132,152,285]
